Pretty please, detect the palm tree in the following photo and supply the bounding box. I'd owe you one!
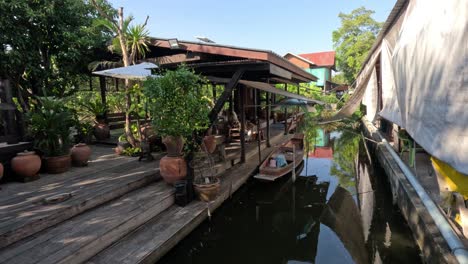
[91,0,150,147]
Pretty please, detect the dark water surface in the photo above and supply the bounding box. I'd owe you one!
[159,131,422,264]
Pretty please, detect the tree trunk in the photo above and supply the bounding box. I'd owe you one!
[124,80,137,147]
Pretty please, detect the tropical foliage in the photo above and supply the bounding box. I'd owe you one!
[0,0,113,105]
[332,7,382,84]
[143,66,212,139]
[28,98,76,156]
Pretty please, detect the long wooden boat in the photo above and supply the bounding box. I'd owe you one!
[254,134,304,182]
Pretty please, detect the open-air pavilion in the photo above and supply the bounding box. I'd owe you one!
[96,37,321,164]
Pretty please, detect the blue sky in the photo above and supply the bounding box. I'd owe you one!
[108,0,396,55]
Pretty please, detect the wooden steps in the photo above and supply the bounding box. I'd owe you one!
[87,136,289,264]
[0,182,173,264]
[0,159,159,249]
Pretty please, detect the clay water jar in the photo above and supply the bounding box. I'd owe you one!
[71,143,92,167]
[202,135,217,154]
[159,156,187,184]
[11,151,41,178]
[44,154,71,174]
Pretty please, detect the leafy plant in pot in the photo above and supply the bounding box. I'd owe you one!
[28,98,76,174]
[144,65,212,184]
[80,98,109,140]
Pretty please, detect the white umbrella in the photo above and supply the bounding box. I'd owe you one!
[92,62,158,80]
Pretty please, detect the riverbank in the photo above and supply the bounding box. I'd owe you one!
[362,117,464,264]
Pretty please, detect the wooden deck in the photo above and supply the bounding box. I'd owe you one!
[0,125,292,263]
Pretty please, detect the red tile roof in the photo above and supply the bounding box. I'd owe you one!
[298,51,336,67]
[308,147,333,159]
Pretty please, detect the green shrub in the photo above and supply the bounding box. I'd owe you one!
[143,66,211,139]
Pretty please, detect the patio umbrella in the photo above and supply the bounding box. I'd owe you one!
[92,62,158,80]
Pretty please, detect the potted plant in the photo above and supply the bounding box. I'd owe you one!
[144,66,212,184]
[29,98,76,174]
[81,98,109,140]
[191,156,220,202]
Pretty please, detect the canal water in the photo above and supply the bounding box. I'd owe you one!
[159,129,422,264]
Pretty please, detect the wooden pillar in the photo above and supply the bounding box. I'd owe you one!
[99,76,108,122]
[255,89,261,164]
[266,91,271,147]
[284,84,288,135]
[212,84,217,101]
[239,86,246,163]
[89,76,93,91]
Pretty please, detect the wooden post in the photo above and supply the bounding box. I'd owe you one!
[239,86,246,163]
[266,92,271,147]
[212,84,217,101]
[284,84,288,135]
[99,76,108,122]
[292,143,296,182]
[208,69,244,125]
[89,76,93,91]
[255,89,261,164]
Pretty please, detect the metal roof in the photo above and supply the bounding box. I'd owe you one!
[149,37,317,82]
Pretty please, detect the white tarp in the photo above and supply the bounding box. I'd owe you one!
[379,40,403,126]
[362,68,378,122]
[377,0,468,174]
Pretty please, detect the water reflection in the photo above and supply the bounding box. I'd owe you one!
[159,129,421,264]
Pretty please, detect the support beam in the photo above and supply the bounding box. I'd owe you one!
[254,89,261,164]
[208,69,244,124]
[284,83,288,135]
[266,89,271,147]
[99,76,107,122]
[212,84,216,101]
[239,85,246,163]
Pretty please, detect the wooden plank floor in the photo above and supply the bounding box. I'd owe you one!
[87,131,293,264]
[0,146,161,248]
[0,182,173,264]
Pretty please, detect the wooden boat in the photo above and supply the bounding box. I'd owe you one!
[254,134,304,181]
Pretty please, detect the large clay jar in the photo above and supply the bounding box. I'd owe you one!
[202,135,217,154]
[11,151,41,178]
[194,177,221,202]
[159,156,187,184]
[162,136,185,157]
[71,143,92,167]
[93,123,110,140]
[44,154,71,174]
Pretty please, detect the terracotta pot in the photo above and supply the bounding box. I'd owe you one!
[71,143,92,167]
[202,135,217,154]
[11,151,41,178]
[93,123,110,140]
[194,178,221,202]
[159,155,187,184]
[162,136,185,157]
[44,154,71,174]
[114,141,131,155]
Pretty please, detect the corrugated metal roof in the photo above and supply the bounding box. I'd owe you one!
[149,37,316,82]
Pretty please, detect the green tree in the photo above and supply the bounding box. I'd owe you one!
[332,7,382,84]
[0,0,113,107]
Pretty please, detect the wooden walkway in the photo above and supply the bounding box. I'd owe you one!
[0,126,292,263]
